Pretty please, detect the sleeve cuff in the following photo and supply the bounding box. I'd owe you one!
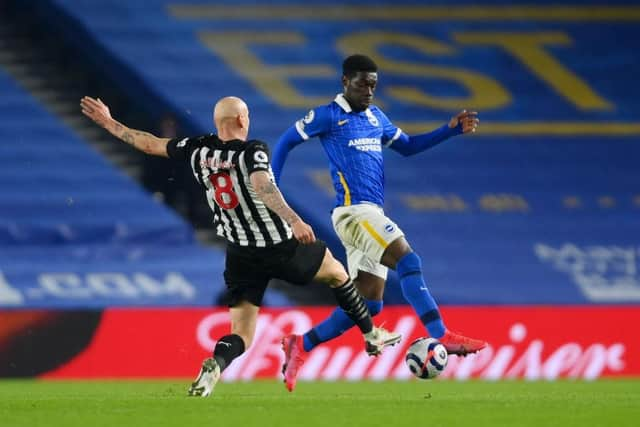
[384,128,403,148]
[295,120,310,140]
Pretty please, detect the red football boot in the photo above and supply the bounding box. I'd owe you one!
[281,334,306,392]
[439,330,488,356]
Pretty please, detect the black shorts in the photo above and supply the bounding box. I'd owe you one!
[223,238,327,307]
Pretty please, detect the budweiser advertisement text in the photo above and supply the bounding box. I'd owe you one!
[24,306,639,380]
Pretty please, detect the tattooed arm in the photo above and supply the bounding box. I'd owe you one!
[80,96,170,157]
[250,171,316,244]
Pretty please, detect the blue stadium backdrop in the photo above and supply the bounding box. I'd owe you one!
[1,0,639,380]
[24,0,640,305]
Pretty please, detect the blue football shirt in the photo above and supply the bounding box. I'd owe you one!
[294,94,403,207]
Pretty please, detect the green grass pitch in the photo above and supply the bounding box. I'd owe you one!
[1,379,639,427]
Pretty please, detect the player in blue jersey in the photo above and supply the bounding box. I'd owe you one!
[272,54,487,391]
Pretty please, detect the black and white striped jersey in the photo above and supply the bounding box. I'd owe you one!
[167,134,293,247]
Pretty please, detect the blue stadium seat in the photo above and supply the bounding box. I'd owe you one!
[0,69,291,308]
[30,0,640,305]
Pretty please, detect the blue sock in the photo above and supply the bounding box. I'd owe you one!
[303,299,383,352]
[396,252,446,338]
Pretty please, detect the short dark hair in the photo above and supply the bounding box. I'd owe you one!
[342,54,378,78]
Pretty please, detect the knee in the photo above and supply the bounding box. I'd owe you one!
[326,262,349,287]
[319,252,349,287]
[396,252,422,277]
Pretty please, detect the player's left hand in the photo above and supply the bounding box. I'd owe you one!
[80,96,113,128]
[448,110,479,134]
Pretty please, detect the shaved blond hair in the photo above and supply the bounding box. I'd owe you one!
[213,96,250,141]
[214,96,247,125]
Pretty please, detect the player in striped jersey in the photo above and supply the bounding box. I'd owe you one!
[80,95,401,396]
[272,55,488,386]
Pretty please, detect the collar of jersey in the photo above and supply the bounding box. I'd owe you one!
[216,137,246,150]
[334,94,371,115]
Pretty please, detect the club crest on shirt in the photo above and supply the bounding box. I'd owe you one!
[384,223,395,233]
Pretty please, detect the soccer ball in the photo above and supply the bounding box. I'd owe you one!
[405,337,448,379]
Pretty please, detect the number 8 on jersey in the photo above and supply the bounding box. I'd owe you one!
[210,172,239,210]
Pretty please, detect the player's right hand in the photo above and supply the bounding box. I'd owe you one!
[449,110,479,134]
[80,96,113,128]
[292,220,316,244]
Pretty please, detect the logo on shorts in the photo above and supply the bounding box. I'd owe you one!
[384,224,395,233]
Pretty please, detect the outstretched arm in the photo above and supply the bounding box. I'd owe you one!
[271,125,306,184]
[249,170,315,244]
[389,110,479,157]
[80,96,170,157]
